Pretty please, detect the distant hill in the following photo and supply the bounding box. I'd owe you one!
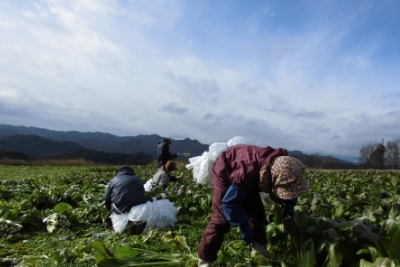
[0,135,86,157]
[0,149,30,160]
[0,123,357,168]
[288,150,358,169]
[0,135,155,165]
[0,124,209,158]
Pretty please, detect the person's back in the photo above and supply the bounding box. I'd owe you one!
[151,168,166,187]
[105,166,179,234]
[105,167,148,214]
[150,161,180,189]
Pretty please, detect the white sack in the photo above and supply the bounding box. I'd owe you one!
[110,197,178,233]
[143,180,153,192]
[186,136,254,186]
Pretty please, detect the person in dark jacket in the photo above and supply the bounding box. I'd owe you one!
[104,166,148,234]
[197,144,310,267]
[157,137,177,168]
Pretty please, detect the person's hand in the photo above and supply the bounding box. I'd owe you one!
[176,176,181,179]
[251,242,272,258]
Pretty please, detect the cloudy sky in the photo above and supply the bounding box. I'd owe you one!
[0,0,399,161]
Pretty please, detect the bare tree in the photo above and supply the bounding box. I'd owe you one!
[370,142,386,169]
[359,140,386,169]
[321,156,336,169]
[359,144,375,168]
[305,153,322,168]
[386,138,400,169]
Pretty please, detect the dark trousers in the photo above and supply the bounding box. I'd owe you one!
[198,187,267,262]
[126,221,147,235]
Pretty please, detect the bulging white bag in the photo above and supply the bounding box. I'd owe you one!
[110,197,178,233]
[186,136,254,186]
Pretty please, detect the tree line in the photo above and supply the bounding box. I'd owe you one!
[292,137,400,170]
[359,138,400,169]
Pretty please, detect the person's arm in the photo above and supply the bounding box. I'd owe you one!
[169,175,179,182]
[104,182,113,211]
[221,184,254,244]
[167,150,177,159]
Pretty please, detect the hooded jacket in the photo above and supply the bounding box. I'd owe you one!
[104,167,148,213]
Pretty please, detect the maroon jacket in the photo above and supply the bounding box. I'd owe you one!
[212,144,288,192]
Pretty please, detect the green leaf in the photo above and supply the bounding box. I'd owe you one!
[333,204,345,219]
[298,250,316,267]
[161,231,174,243]
[360,257,396,267]
[382,219,400,263]
[112,244,140,259]
[357,246,380,262]
[322,243,343,267]
[92,241,115,265]
[174,235,191,253]
[334,221,354,231]
[53,202,72,213]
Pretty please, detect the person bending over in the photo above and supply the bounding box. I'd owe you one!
[197,144,309,267]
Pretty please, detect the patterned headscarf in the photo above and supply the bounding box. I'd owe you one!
[259,156,309,200]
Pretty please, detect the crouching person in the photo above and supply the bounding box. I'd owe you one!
[104,166,178,234]
[152,160,181,189]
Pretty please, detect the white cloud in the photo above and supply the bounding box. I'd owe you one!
[0,0,399,161]
[0,88,21,103]
[0,16,16,28]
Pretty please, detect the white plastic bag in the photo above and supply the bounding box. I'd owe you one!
[143,198,178,232]
[186,151,214,186]
[110,213,130,233]
[143,180,153,192]
[110,198,178,233]
[186,136,254,186]
[227,136,253,147]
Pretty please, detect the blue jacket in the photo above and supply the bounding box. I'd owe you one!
[222,184,297,244]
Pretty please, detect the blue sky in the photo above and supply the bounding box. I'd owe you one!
[0,0,399,161]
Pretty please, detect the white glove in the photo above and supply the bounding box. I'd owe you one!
[198,258,213,267]
[251,242,272,258]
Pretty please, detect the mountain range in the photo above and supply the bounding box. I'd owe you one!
[0,123,356,167]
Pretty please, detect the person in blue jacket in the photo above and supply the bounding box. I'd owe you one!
[197,144,309,267]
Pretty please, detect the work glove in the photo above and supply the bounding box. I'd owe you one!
[198,258,213,267]
[251,242,272,258]
[173,154,178,158]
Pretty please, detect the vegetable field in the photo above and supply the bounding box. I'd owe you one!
[0,164,399,267]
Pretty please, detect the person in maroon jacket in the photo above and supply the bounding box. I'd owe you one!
[197,144,309,267]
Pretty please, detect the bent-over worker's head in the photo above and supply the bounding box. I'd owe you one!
[259,156,309,199]
[165,160,178,172]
